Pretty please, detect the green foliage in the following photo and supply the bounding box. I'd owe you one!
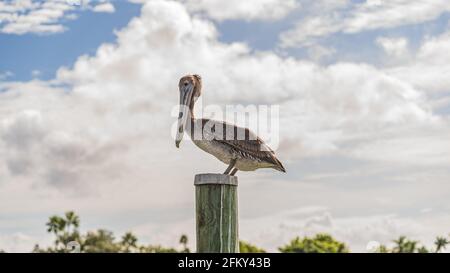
[34,211,190,253]
[375,244,390,253]
[83,229,121,253]
[434,236,449,253]
[38,211,82,252]
[279,233,349,253]
[139,245,178,253]
[28,211,450,253]
[239,241,266,253]
[121,232,138,253]
[417,246,429,253]
[393,236,418,253]
[179,234,189,253]
[375,234,450,253]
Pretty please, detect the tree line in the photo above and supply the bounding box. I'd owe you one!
[1,211,448,253]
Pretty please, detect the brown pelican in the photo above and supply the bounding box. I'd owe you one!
[175,74,285,176]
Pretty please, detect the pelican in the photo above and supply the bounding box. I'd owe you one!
[175,74,285,176]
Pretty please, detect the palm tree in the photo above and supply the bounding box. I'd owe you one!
[65,211,80,233]
[179,234,189,253]
[46,216,67,233]
[121,232,138,253]
[47,216,60,234]
[434,236,449,253]
[417,246,429,253]
[393,236,421,253]
[46,216,66,249]
[404,241,417,253]
[393,236,406,252]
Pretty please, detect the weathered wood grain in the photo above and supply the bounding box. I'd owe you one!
[195,173,239,253]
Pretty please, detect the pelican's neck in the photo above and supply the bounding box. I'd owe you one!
[186,99,198,140]
[188,97,197,123]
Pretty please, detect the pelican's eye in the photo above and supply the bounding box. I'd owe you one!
[184,82,189,86]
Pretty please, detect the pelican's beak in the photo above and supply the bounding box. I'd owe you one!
[175,83,194,148]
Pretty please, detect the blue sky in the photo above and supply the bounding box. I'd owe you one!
[0,1,141,81]
[1,0,450,253]
[2,0,450,80]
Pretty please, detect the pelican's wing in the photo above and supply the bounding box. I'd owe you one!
[202,119,285,172]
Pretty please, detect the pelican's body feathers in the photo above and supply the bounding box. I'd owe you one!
[176,74,285,175]
[190,118,285,172]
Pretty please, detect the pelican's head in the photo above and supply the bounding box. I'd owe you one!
[176,74,202,148]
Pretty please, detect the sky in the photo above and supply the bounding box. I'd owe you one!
[0,0,450,252]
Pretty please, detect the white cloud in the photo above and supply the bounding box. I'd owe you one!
[92,2,115,13]
[129,206,450,253]
[180,0,298,21]
[344,0,450,33]
[0,233,34,253]
[0,0,37,13]
[0,0,74,34]
[239,207,450,252]
[1,110,46,150]
[53,0,438,160]
[31,70,41,78]
[307,44,336,61]
[131,0,299,21]
[65,13,78,20]
[376,36,409,59]
[0,0,445,203]
[351,128,450,167]
[0,71,14,80]
[386,30,450,94]
[280,15,340,48]
[0,0,115,34]
[280,0,450,48]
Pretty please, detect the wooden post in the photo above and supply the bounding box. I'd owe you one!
[194,173,239,253]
